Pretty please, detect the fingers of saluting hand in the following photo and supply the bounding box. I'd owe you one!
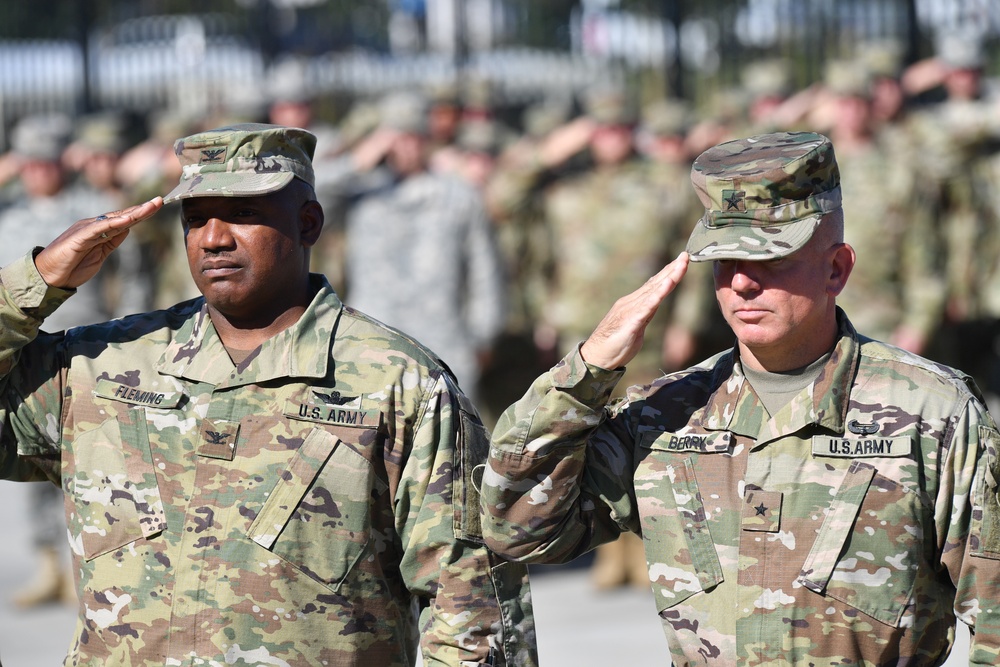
[580,252,690,371]
[88,197,164,243]
[33,197,164,289]
[637,251,690,313]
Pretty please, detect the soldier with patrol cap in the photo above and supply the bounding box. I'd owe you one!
[481,131,1000,664]
[488,80,700,589]
[0,123,536,666]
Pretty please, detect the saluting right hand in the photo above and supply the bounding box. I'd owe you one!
[34,197,163,290]
[580,253,690,371]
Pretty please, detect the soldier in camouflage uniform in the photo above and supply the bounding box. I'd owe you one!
[0,123,536,666]
[317,92,506,405]
[481,132,1000,665]
[906,32,1000,398]
[824,59,945,354]
[487,83,702,589]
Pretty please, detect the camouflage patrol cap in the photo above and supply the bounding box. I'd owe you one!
[379,91,429,134]
[641,99,692,137]
[163,123,316,204]
[825,59,871,98]
[582,81,637,125]
[741,59,792,98]
[11,113,72,162]
[938,29,985,70]
[76,111,129,155]
[686,131,842,262]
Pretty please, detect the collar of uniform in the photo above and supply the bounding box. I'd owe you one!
[155,274,340,386]
[688,308,860,441]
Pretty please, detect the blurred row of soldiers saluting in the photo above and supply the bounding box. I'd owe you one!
[2,28,1000,598]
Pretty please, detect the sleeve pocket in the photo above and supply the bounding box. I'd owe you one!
[455,407,490,543]
[973,425,1000,559]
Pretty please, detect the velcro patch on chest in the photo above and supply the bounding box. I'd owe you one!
[93,378,183,408]
[642,430,732,453]
[198,418,240,460]
[812,436,912,458]
[284,400,379,428]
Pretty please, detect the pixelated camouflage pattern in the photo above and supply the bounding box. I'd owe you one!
[482,309,1000,665]
[687,131,842,262]
[164,124,317,204]
[0,253,536,667]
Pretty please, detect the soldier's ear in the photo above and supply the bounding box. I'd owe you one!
[827,242,855,297]
[298,200,324,248]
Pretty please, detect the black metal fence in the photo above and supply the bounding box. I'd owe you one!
[0,0,997,143]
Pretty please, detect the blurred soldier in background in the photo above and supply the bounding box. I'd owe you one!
[452,117,505,189]
[318,91,506,403]
[68,112,155,320]
[741,58,794,132]
[861,39,909,130]
[636,98,724,372]
[116,110,199,311]
[480,96,571,426]
[908,31,1000,401]
[487,82,699,589]
[824,59,944,354]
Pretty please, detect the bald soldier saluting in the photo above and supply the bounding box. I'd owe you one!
[481,131,1000,665]
[0,124,536,666]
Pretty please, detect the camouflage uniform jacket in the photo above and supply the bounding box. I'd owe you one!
[0,254,536,667]
[482,310,1000,665]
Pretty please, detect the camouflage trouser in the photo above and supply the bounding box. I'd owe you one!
[26,481,65,548]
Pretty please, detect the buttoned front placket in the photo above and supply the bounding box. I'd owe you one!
[152,285,339,664]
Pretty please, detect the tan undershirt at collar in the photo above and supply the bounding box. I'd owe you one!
[742,349,833,417]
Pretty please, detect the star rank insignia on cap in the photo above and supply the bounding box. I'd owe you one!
[722,189,746,211]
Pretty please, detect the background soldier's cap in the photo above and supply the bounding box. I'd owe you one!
[741,58,792,98]
[76,111,129,155]
[11,112,72,162]
[824,58,871,98]
[378,91,429,134]
[163,123,316,204]
[641,98,693,138]
[522,96,571,138]
[457,118,504,155]
[860,38,905,79]
[686,131,842,262]
[937,29,985,70]
[582,80,636,126]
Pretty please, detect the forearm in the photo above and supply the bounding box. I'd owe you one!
[481,347,631,562]
[402,376,536,666]
[0,252,70,478]
[0,251,71,373]
[418,542,535,667]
